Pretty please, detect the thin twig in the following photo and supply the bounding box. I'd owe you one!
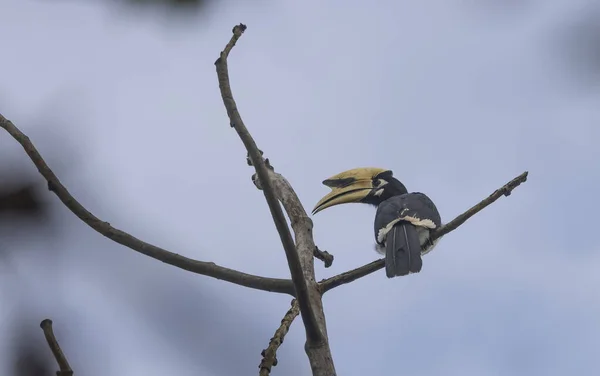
[40,319,73,376]
[259,299,300,376]
[320,171,529,293]
[313,247,334,268]
[319,259,383,293]
[0,113,294,295]
[214,24,323,344]
[215,24,247,65]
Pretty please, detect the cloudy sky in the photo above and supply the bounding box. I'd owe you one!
[2,0,599,375]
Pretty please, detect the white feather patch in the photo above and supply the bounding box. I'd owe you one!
[375,226,443,257]
[377,215,437,244]
[374,237,441,256]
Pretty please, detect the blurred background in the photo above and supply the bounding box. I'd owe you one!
[1,1,599,375]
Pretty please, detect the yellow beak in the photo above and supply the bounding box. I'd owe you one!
[312,167,389,215]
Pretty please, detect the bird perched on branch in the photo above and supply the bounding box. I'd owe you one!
[312,168,442,278]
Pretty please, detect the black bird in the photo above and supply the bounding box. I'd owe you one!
[312,168,442,278]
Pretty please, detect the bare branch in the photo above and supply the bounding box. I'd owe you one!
[0,113,295,295]
[214,24,324,344]
[259,299,300,376]
[40,319,73,376]
[320,171,529,293]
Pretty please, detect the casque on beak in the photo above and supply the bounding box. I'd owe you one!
[312,167,389,215]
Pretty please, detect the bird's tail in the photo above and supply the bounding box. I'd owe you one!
[385,222,422,278]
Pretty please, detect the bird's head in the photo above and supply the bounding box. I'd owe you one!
[312,167,408,215]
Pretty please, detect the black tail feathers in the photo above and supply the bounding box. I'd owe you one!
[385,222,422,278]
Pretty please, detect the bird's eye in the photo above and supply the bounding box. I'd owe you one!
[373,179,385,187]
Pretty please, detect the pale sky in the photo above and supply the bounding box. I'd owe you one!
[2,1,599,375]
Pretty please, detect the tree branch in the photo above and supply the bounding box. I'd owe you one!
[0,113,294,295]
[214,24,323,344]
[259,299,300,376]
[40,319,73,376]
[319,259,383,293]
[320,171,529,293]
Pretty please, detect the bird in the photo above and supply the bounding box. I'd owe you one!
[312,167,442,278]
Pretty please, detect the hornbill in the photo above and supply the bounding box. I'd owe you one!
[312,168,442,278]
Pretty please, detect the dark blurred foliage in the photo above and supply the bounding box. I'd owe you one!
[121,0,211,10]
[0,182,46,219]
[0,174,51,261]
[114,0,216,16]
[550,4,600,88]
[81,0,221,22]
[0,174,57,376]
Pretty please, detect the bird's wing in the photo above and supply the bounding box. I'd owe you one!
[374,192,442,244]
